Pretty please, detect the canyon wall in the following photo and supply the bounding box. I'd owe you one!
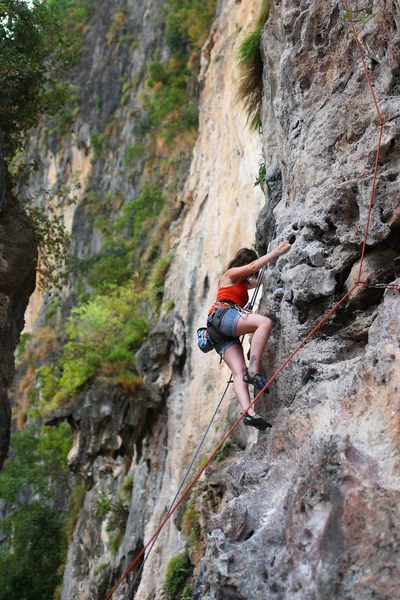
[6,0,400,599]
[193,1,400,598]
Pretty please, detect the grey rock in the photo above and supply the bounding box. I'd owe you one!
[255,163,283,254]
[281,264,337,304]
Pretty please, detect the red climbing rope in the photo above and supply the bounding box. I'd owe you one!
[104,4,396,598]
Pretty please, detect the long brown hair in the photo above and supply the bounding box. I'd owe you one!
[227,247,259,278]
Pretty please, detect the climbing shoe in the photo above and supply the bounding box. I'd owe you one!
[243,369,270,394]
[243,413,272,431]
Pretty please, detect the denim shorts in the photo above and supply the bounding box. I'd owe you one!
[207,307,241,357]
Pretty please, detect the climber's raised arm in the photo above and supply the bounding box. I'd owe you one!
[221,240,290,286]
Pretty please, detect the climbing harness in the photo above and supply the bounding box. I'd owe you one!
[104,5,398,598]
[209,299,252,319]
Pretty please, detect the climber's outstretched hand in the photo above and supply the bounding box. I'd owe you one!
[273,240,291,256]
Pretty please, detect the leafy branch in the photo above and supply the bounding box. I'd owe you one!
[24,184,80,296]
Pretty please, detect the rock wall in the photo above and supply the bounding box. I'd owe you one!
[10,0,400,599]
[193,1,400,598]
[19,1,268,598]
[0,132,37,469]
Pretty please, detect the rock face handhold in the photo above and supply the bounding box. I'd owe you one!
[344,248,399,310]
[281,264,337,304]
[209,498,249,542]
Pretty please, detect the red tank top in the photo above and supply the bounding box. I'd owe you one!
[216,280,248,308]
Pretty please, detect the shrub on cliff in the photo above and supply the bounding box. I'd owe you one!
[237,0,270,131]
[142,0,217,145]
[37,280,151,409]
[164,553,193,600]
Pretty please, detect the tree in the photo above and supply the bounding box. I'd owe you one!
[0,0,77,156]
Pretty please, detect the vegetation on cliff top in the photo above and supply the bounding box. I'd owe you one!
[141,0,217,145]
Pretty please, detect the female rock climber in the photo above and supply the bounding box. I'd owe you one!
[207,241,291,431]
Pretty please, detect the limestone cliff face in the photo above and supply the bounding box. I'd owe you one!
[53,1,267,598]
[16,0,266,598]
[13,0,400,599]
[193,1,400,598]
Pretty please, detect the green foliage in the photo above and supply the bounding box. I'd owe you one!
[37,280,150,408]
[149,252,174,307]
[120,473,134,499]
[78,245,133,291]
[47,0,95,32]
[342,7,374,28]
[24,185,80,296]
[106,495,129,533]
[15,332,31,362]
[164,553,192,600]
[0,502,67,600]
[189,522,200,548]
[182,503,196,536]
[148,60,168,86]
[48,83,81,136]
[90,129,108,158]
[181,584,193,600]
[0,423,71,503]
[236,1,270,131]
[93,562,108,578]
[109,531,123,555]
[97,494,112,517]
[146,66,189,129]
[115,186,164,244]
[142,0,217,144]
[254,161,266,187]
[124,144,145,167]
[214,440,233,463]
[120,91,130,106]
[106,9,128,46]
[133,113,152,137]
[166,0,217,53]
[101,491,130,556]
[0,0,78,155]
[161,102,198,145]
[164,300,175,312]
[64,481,85,540]
[0,423,72,599]
[182,502,201,547]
